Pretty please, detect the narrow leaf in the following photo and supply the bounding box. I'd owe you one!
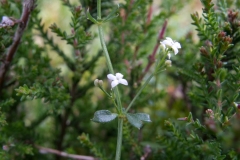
[86,8,99,24]
[102,5,119,22]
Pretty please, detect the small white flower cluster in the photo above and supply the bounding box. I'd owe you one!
[0,16,15,28]
[94,73,128,89]
[94,37,181,89]
[160,37,181,59]
[107,73,128,89]
[160,37,181,67]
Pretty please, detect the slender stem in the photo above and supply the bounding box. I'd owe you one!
[126,51,167,112]
[35,145,96,160]
[98,26,114,73]
[97,9,122,113]
[126,73,154,112]
[97,0,101,20]
[99,86,111,97]
[96,1,123,160]
[115,118,123,160]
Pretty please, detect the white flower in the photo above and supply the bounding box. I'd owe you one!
[107,73,128,89]
[160,37,181,55]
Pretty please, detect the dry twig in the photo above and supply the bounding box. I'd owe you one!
[35,145,97,160]
[0,0,35,91]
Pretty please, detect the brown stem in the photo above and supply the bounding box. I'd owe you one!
[128,0,134,13]
[133,45,139,61]
[216,78,222,110]
[0,0,35,92]
[35,145,97,160]
[72,28,82,59]
[138,20,167,83]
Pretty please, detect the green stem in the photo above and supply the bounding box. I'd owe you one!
[98,26,114,73]
[126,51,167,112]
[126,73,154,112]
[115,118,123,160]
[97,2,122,113]
[97,0,101,20]
[97,0,123,159]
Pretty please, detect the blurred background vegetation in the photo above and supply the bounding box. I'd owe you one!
[0,0,239,159]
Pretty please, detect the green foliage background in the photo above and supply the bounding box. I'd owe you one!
[0,0,239,159]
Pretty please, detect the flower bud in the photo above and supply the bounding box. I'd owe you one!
[98,80,103,86]
[165,60,172,67]
[217,61,223,68]
[75,6,82,13]
[206,109,214,119]
[177,117,187,121]
[94,79,99,86]
[205,40,212,47]
[218,31,226,39]
[94,79,103,87]
[233,102,240,109]
[200,46,209,57]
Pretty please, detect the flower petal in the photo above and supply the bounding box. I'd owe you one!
[107,74,116,81]
[160,42,166,50]
[174,42,181,48]
[111,80,119,88]
[115,73,123,79]
[166,37,173,42]
[172,46,179,55]
[119,79,128,86]
[162,39,173,47]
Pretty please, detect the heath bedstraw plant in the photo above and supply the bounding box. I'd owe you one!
[2,0,239,159]
[88,1,181,159]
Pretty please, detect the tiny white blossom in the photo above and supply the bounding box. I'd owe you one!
[160,37,181,55]
[107,73,128,89]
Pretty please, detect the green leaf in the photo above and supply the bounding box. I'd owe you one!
[91,110,117,123]
[126,113,152,129]
[126,113,143,129]
[134,113,152,122]
[126,113,151,129]
[102,5,119,22]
